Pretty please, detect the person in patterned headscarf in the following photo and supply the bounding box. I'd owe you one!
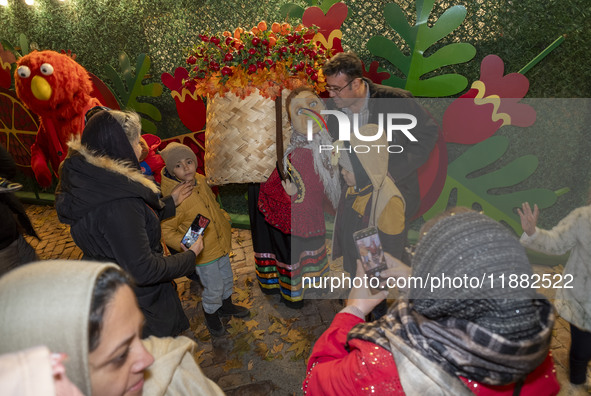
[304,209,559,396]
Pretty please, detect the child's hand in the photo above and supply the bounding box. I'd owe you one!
[171,181,194,206]
[517,202,539,236]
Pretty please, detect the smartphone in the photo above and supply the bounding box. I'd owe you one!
[181,214,210,248]
[353,226,388,290]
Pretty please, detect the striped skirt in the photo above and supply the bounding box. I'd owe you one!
[248,184,328,303]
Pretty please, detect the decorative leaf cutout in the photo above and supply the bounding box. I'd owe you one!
[18,34,29,57]
[103,53,162,133]
[366,0,476,97]
[280,4,305,19]
[423,136,558,234]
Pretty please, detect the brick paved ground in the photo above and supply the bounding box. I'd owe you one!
[22,204,591,395]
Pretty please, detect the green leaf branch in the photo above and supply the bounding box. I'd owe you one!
[366,0,476,97]
[423,136,559,234]
[103,52,162,133]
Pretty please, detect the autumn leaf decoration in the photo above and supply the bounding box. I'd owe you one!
[184,21,327,100]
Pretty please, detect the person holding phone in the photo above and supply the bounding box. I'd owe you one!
[332,141,406,319]
[55,109,202,338]
[160,142,249,337]
[304,210,559,395]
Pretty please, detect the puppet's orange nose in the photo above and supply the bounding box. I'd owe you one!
[31,75,52,101]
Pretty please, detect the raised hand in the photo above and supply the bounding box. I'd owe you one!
[517,202,539,236]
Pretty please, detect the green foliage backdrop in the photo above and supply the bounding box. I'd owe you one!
[1,0,590,227]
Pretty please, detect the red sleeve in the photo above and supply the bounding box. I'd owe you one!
[459,353,560,396]
[304,313,404,395]
[30,124,53,187]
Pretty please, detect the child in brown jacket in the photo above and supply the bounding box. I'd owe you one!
[160,143,249,336]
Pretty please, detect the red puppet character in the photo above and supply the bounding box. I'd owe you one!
[14,50,102,187]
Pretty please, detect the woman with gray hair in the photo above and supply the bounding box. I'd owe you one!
[56,108,201,338]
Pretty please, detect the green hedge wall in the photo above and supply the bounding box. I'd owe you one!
[1,0,589,227]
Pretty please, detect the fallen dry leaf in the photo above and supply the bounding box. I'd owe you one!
[272,342,284,354]
[193,349,206,365]
[286,340,310,358]
[245,319,259,331]
[255,342,269,359]
[223,358,243,372]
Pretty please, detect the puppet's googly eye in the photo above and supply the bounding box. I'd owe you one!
[17,66,31,78]
[297,108,304,115]
[40,63,54,76]
[310,101,317,108]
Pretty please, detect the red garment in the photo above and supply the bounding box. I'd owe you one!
[304,313,560,396]
[258,148,327,238]
[30,99,101,187]
[139,134,165,184]
[258,166,291,234]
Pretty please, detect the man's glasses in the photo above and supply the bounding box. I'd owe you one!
[325,78,356,94]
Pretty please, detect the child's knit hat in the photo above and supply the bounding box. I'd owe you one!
[160,142,197,175]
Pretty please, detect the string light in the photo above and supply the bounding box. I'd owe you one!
[25,0,34,5]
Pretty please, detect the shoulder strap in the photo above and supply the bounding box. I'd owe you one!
[275,93,286,180]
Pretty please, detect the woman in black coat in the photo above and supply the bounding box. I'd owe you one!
[56,109,202,337]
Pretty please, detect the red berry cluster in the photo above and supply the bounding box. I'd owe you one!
[183,21,328,98]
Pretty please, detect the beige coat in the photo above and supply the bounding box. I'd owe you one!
[143,336,224,396]
[520,205,591,331]
[160,172,232,265]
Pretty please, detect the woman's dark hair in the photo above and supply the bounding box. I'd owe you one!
[88,267,133,352]
[81,110,140,168]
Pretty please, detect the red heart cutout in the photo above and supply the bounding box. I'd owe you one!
[302,2,348,36]
[479,55,530,99]
[161,67,189,93]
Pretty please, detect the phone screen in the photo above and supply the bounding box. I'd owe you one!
[181,214,210,248]
[353,227,388,285]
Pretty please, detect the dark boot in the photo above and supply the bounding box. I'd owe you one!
[218,297,250,318]
[281,297,304,309]
[203,308,226,337]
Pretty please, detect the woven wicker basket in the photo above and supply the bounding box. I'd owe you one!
[204,89,291,185]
